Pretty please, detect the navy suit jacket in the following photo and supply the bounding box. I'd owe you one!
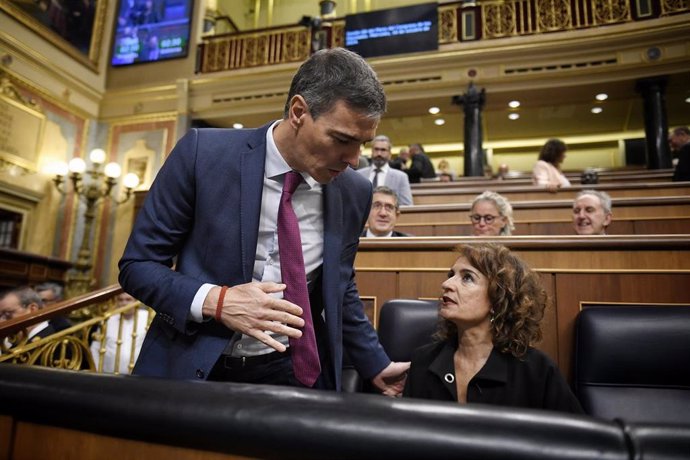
[118,124,389,390]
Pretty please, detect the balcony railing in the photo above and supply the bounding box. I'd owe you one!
[197,0,689,74]
[0,285,153,375]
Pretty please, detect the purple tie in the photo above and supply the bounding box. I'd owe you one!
[278,171,321,387]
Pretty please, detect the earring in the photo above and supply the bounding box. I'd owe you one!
[490,309,495,323]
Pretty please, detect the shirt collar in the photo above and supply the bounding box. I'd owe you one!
[373,162,390,173]
[366,229,393,237]
[27,320,50,340]
[266,120,319,190]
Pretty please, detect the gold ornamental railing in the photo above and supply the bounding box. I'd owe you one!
[0,285,153,375]
[197,0,689,74]
[199,25,312,72]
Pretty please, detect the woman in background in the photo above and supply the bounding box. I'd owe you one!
[469,191,514,236]
[532,139,571,192]
[403,243,583,414]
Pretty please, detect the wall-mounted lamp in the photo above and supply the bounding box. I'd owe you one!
[51,149,140,297]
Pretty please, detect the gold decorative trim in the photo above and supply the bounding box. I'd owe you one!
[102,112,179,126]
[0,66,94,120]
[0,71,41,111]
[0,71,46,172]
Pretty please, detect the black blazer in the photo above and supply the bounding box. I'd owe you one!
[673,143,690,181]
[403,339,583,414]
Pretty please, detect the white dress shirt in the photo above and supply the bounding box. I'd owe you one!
[190,121,324,356]
[368,162,390,187]
[90,309,150,373]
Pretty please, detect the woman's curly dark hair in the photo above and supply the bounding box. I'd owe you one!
[436,243,547,358]
[538,139,567,165]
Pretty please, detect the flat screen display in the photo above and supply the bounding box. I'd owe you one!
[345,3,438,59]
[111,0,193,66]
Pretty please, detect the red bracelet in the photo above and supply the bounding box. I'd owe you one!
[215,286,229,322]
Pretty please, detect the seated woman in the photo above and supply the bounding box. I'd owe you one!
[469,191,514,236]
[532,139,571,192]
[403,243,583,414]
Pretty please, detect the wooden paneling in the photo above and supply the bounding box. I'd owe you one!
[0,415,12,460]
[0,248,72,290]
[411,182,690,205]
[538,273,558,369]
[397,217,689,236]
[12,422,252,460]
[397,196,690,224]
[633,218,690,234]
[410,170,674,190]
[356,236,690,270]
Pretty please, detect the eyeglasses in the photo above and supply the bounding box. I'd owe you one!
[0,307,24,322]
[470,214,500,224]
[372,202,397,213]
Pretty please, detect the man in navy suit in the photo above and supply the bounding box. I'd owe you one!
[119,48,409,394]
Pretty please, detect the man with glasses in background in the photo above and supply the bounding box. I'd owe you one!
[0,286,70,344]
[361,186,411,237]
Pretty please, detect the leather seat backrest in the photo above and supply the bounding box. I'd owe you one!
[377,299,439,362]
[574,304,690,424]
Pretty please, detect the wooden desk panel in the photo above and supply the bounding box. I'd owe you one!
[398,196,690,224]
[410,170,674,190]
[356,236,690,270]
[0,248,72,290]
[412,182,690,205]
[397,216,689,237]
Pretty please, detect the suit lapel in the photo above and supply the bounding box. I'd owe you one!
[239,126,269,282]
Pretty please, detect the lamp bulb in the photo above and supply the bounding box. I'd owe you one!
[123,173,140,189]
[89,148,106,164]
[104,162,122,179]
[68,157,86,174]
[48,161,69,177]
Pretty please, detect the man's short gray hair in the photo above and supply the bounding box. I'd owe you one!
[283,48,386,120]
[575,189,612,214]
[373,185,399,209]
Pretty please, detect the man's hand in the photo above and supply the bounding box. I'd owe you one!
[372,361,410,397]
[202,283,304,352]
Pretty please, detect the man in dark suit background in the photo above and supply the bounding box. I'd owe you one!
[361,186,411,237]
[404,143,436,183]
[0,286,69,341]
[119,48,408,394]
[669,126,690,182]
